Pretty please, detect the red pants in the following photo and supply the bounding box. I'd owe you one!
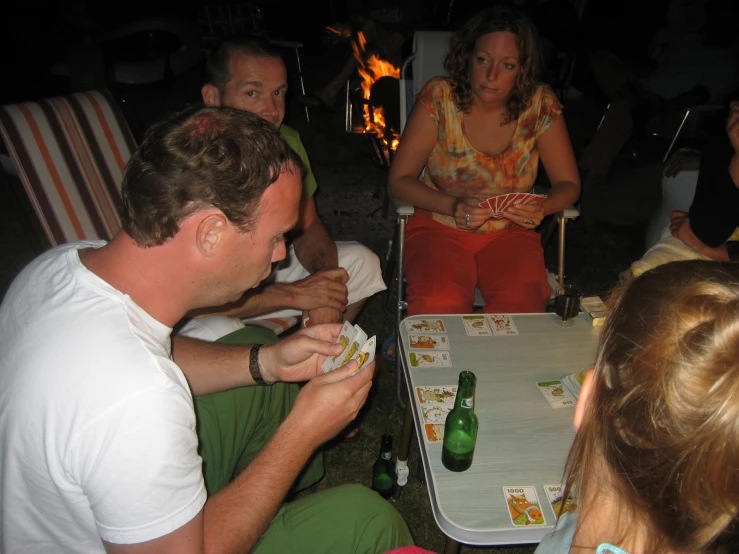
[404,211,550,315]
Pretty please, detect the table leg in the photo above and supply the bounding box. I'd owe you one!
[443,537,460,554]
[395,398,415,486]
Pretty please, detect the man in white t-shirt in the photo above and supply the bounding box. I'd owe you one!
[0,106,413,553]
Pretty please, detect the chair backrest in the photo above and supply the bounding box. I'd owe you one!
[0,90,137,246]
[399,31,454,133]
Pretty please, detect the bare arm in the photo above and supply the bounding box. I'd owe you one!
[387,103,453,214]
[171,324,344,396]
[292,197,338,273]
[104,352,376,554]
[535,115,581,215]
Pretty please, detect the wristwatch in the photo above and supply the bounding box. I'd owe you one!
[249,344,272,386]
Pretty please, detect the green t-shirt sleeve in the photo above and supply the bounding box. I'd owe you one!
[279,125,318,199]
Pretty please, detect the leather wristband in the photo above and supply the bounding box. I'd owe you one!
[249,344,272,386]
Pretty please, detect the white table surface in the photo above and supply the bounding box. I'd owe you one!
[399,313,601,546]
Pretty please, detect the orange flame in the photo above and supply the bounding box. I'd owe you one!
[348,31,400,151]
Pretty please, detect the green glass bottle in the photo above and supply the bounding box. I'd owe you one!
[372,435,395,498]
[442,371,478,472]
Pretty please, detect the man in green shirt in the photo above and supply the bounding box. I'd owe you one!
[194,37,385,339]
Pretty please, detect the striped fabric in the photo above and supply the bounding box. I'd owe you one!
[0,90,136,245]
[0,90,297,335]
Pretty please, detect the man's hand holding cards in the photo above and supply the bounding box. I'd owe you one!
[321,321,376,375]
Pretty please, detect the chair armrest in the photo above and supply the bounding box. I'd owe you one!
[563,206,580,220]
[391,197,415,217]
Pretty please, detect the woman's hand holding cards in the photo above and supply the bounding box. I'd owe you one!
[452,196,490,230]
[504,202,545,229]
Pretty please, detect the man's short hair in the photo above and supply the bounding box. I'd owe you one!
[120,105,304,247]
[206,36,284,93]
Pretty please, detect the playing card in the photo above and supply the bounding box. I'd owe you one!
[503,486,546,526]
[522,193,547,206]
[543,484,577,521]
[423,423,446,443]
[420,402,452,424]
[415,385,457,404]
[489,315,519,336]
[322,321,357,373]
[408,351,452,368]
[351,335,376,375]
[408,334,450,350]
[461,315,492,336]
[405,318,447,334]
[333,326,367,371]
[536,380,577,408]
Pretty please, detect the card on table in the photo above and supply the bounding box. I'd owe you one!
[423,423,446,443]
[415,385,457,404]
[461,315,492,336]
[503,486,546,526]
[420,402,453,424]
[543,484,577,521]
[409,334,450,350]
[536,380,577,408]
[405,318,447,334]
[408,351,452,368]
[489,314,519,336]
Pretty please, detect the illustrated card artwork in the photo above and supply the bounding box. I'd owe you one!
[408,351,452,368]
[536,380,577,408]
[333,326,368,370]
[462,315,492,336]
[351,335,376,375]
[423,423,446,443]
[503,486,546,526]
[489,314,519,336]
[408,334,450,350]
[322,321,357,373]
[415,385,457,404]
[420,402,453,424]
[543,484,577,521]
[405,318,447,334]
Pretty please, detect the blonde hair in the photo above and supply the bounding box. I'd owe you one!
[563,260,739,552]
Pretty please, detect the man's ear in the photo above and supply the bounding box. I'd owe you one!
[195,212,228,258]
[574,369,595,431]
[202,84,222,107]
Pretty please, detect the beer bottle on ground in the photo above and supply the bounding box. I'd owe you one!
[372,434,395,498]
[442,371,478,472]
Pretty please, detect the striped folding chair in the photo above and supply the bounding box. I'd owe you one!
[0,90,134,245]
[0,90,297,335]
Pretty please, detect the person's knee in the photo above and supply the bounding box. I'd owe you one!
[338,241,386,302]
[334,484,412,545]
[408,286,472,315]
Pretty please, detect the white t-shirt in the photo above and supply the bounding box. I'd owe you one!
[0,242,206,552]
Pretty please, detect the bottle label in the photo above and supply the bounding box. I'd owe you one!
[382,453,391,460]
[461,398,473,409]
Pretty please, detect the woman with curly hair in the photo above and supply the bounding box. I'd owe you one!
[388,6,580,315]
[536,259,739,553]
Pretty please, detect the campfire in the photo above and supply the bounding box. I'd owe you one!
[328,26,401,165]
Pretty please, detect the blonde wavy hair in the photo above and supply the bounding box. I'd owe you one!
[563,260,739,552]
[443,6,542,123]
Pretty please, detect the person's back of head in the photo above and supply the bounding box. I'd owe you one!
[206,36,284,94]
[566,259,739,552]
[120,105,303,247]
